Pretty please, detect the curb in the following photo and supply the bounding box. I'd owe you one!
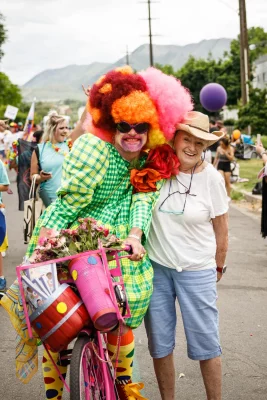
[232,185,261,204]
[242,190,261,203]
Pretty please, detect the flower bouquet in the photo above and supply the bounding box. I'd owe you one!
[31,217,123,264]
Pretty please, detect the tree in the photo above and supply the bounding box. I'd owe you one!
[157,27,267,113]
[221,27,267,102]
[0,13,7,61]
[0,72,22,106]
[157,57,227,114]
[238,88,267,134]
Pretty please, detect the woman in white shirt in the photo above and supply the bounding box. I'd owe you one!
[145,111,228,400]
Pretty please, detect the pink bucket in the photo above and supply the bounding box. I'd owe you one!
[69,254,118,331]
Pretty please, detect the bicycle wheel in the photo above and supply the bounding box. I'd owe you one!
[70,335,117,400]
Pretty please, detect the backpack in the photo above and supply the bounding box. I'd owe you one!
[252,182,262,195]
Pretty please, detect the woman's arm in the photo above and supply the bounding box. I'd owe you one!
[213,149,219,166]
[212,212,229,282]
[30,150,52,184]
[70,105,89,143]
[125,187,162,262]
[70,120,85,143]
[224,146,235,161]
[30,151,41,183]
[0,184,9,192]
[256,144,267,163]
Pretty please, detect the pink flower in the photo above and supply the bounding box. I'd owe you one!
[103,228,109,237]
[47,228,59,238]
[80,223,87,231]
[57,237,66,247]
[38,237,48,246]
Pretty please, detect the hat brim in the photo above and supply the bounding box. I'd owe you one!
[176,123,225,147]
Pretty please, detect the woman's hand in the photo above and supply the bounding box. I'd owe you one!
[123,237,146,262]
[216,271,223,283]
[39,170,52,182]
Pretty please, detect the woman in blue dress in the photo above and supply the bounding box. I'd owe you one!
[30,111,71,207]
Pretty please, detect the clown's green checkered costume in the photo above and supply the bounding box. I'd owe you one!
[27,133,161,328]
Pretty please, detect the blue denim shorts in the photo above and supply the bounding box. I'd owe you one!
[144,261,222,361]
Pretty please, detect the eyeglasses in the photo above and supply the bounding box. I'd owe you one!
[116,121,150,134]
[159,166,197,215]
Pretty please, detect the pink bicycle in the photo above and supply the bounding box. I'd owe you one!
[17,245,132,400]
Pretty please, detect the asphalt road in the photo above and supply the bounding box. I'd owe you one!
[0,171,266,400]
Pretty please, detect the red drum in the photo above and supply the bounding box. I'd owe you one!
[30,284,90,352]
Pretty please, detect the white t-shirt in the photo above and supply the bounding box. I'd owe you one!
[146,163,228,271]
[3,131,15,149]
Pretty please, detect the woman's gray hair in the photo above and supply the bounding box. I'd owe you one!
[42,110,66,142]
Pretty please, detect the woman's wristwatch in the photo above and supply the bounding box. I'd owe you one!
[216,265,227,274]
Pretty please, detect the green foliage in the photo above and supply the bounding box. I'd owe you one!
[0,13,7,61]
[0,72,22,107]
[223,118,237,126]
[238,88,267,134]
[248,27,267,63]
[157,26,267,113]
[155,63,175,76]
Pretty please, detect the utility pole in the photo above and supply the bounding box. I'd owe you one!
[126,45,130,66]
[148,0,154,67]
[239,0,250,105]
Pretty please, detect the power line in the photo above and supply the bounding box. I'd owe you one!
[215,0,238,12]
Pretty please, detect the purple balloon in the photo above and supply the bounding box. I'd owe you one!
[200,83,227,112]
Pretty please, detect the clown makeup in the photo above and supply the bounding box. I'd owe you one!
[114,124,148,161]
[53,120,69,144]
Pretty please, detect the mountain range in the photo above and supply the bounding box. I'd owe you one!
[22,38,232,102]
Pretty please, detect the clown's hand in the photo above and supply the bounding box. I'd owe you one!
[123,236,146,262]
[82,85,91,98]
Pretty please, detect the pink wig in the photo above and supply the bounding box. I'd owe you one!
[139,68,193,141]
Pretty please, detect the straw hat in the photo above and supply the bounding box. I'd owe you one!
[175,111,225,146]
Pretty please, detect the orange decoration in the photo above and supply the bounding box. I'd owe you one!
[130,168,161,192]
[99,83,112,94]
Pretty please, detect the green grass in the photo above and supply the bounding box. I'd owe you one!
[234,159,263,193]
[231,189,245,201]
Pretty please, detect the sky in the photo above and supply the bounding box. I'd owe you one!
[1,0,267,86]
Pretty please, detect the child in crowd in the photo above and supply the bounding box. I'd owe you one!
[0,159,10,291]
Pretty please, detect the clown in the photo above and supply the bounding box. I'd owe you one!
[2,66,192,400]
